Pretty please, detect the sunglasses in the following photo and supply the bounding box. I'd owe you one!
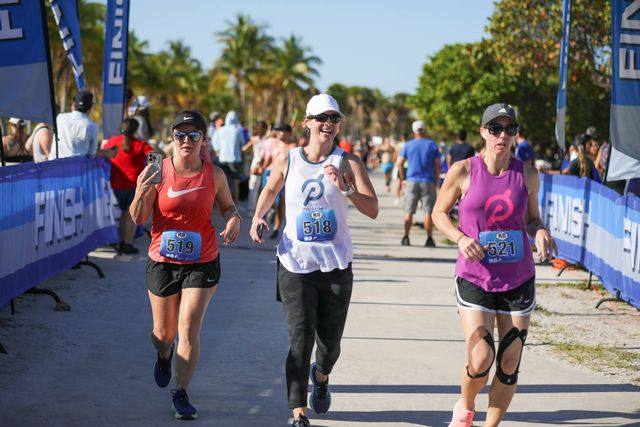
[308,113,342,124]
[486,122,518,137]
[173,130,204,142]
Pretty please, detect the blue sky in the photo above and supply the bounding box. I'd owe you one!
[125,0,495,96]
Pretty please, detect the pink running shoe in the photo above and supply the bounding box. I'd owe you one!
[448,399,475,427]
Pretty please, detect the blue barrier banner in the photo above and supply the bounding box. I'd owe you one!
[102,0,130,139]
[608,0,640,180]
[0,157,119,307]
[539,173,640,308]
[0,0,54,124]
[555,0,571,151]
[49,0,85,89]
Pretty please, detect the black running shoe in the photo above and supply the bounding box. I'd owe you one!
[401,235,410,246]
[154,344,173,388]
[118,242,139,255]
[425,236,436,247]
[292,414,310,427]
[309,362,331,414]
[171,388,198,420]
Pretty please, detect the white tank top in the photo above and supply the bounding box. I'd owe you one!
[277,146,352,273]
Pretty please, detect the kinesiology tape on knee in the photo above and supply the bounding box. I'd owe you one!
[496,327,528,385]
[466,327,495,379]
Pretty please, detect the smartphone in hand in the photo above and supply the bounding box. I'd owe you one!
[257,223,264,239]
[147,152,163,184]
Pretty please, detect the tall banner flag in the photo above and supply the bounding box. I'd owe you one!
[0,0,55,124]
[608,0,640,181]
[102,0,130,139]
[555,0,571,151]
[50,0,85,90]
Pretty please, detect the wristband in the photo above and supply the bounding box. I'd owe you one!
[455,234,465,245]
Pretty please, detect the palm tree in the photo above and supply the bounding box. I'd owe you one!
[47,0,105,112]
[215,15,274,121]
[269,35,321,123]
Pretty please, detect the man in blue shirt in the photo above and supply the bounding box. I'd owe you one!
[514,126,535,166]
[396,120,440,247]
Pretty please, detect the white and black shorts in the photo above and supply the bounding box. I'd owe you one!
[455,275,535,316]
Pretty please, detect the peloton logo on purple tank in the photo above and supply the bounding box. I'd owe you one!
[301,174,325,206]
[484,189,514,227]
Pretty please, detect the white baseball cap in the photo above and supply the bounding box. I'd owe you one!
[9,117,25,125]
[412,120,425,133]
[306,94,342,116]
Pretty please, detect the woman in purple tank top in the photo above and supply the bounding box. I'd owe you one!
[432,103,557,427]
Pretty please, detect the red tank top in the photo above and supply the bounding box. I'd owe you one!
[148,158,218,264]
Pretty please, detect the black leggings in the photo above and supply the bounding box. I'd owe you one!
[277,261,353,409]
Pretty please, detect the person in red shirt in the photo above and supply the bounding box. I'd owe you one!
[129,110,241,420]
[103,118,155,254]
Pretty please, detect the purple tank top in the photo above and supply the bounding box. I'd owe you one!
[456,155,535,292]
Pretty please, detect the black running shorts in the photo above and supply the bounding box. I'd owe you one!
[455,275,535,316]
[146,256,221,297]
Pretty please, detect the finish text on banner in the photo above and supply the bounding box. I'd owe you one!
[102,0,130,139]
[555,0,571,152]
[538,173,640,308]
[50,0,85,90]
[0,158,119,307]
[608,0,640,181]
[0,0,54,124]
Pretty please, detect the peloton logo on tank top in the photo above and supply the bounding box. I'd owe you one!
[301,174,325,206]
[484,189,514,227]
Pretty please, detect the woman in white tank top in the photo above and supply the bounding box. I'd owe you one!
[250,94,378,427]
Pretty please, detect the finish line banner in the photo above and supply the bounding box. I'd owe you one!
[608,0,640,181]
[555,0,571,151]
[0,158,119,307]
[102,0,130,139]
[538,174,640,308]
[50,0,86,90]
[0,0,54,124]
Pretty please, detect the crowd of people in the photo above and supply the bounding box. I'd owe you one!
[2,88,637,426]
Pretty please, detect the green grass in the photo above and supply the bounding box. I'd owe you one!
[537,280,604,292]
[552,342,640,372]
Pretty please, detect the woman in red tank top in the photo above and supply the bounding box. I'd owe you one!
[129,110,241,420]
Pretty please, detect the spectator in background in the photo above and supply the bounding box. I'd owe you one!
[207,112,223,145]
[447,129,475,167]
[396,120,440,247]
[52,91,116,160]
[133,96,152,142]
[514,126,535,166]
[2,117,32,163]
[243,120,269,214]
[212,111,244,202]
[379,137,395,192]
[103,118,155,254]
[439,141,449,187]
[26,120,53,163]
[124,88,137,118]
[338,136,353,153]
[562,133,600,182]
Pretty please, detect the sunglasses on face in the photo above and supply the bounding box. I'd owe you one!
[486,122,518,137]
[173,130,203,142]
[308,113,342,124]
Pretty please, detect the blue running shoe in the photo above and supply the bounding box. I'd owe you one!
[154,344,173,388]
[292,414,310,427]
[171,388,198,420]
[309,363,331,414]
